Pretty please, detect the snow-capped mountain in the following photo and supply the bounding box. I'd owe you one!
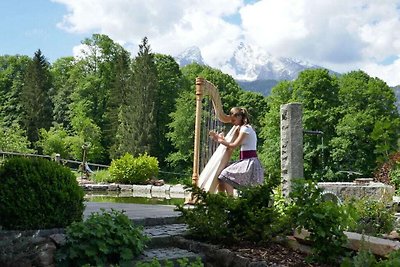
[175,46,205,67]
[175,42,324,82]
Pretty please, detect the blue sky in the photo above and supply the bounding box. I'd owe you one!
[0,0,87,62]
[1,0,400,86]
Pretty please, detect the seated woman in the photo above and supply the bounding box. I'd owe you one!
[209,107,264,196]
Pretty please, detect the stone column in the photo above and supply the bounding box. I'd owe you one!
[281,103,303,198]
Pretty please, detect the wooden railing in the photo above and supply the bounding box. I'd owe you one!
[0,151,109,171]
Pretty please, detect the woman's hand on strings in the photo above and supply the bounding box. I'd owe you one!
[209,130,225,143]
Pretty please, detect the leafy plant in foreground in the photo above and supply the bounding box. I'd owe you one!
[57,209,148,266]
[177,182,287,244]
[289,179,349,264]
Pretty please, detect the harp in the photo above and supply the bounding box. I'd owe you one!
[192,77,239,193]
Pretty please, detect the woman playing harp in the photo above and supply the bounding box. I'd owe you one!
[209,107,264,196]
[192,78,264,195]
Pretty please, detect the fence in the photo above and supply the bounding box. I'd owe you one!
[0,151,109,171]
[0,151,189,182]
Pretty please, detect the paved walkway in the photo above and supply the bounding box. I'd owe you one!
[84,201,183,225]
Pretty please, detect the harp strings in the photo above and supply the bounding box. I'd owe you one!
[199,96,224,173]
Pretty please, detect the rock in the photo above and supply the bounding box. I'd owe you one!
[49,234,66,247]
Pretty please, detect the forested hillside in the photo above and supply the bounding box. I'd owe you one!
[1,33,399,183]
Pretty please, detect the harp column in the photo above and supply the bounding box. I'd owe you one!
[192,77,204,186]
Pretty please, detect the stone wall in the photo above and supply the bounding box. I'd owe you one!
[318,181,395,203]
[0,229,65,267]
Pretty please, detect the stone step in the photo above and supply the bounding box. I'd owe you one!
[133,247,204,266]
[132,215,182,227]
[144,223,188,248]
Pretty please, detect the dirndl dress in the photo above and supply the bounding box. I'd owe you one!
[218,150,264,189]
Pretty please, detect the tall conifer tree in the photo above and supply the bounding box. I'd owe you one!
[129,37,159,156]
[107,51,132,159]
[20,49,53,144]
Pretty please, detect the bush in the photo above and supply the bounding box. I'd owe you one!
[345,198,395,236]
[109,153,159,184]
[374,151,400,185]
[176,181,287,244]
[0,157,84,230]
[289,179,349,264]
[57,209,148,266]
[90,169,113,183]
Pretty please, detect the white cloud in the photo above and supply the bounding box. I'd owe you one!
[362,56,400,87]
[53,0,243,65]
[239,0,400,85]
[53,0,400,86]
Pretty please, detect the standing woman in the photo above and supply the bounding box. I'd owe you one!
[209,107,264,195]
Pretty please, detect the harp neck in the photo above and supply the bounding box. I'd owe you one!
[196,77,231,123]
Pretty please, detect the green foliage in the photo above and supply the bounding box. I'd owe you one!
[109,153,159,184]
[260,69,400,182]
[153,54,184,170]
[331,71,400,178]
[0,157,84,230]
[177,182,287,244]
[344,198,395,236]
[70,105,105,162]
[389,166,400,194]
[341,249,377,267]
[50,56,76,129]
[36,123,70,158]
[0,55,31,127]
[57,209,148,267]
[169,63,266,173]
[259,81,292,184]
[130,37,159,157]
[374,152,400,193]
[0,122,34,153]
[90,169,113,183]
[135,257,204,267]
[166,90,196,172]
[20,49,53,144]
[341,245,400,266]
[289,179,349,264]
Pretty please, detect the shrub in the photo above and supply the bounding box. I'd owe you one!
[90,169,113,183]
[57,209,148,266]
[0,157,84,230]
[374,151,400,184]
[177,181,287,244]
[109,153,159,184]
[289,179,349,264]
[345,198,395,236]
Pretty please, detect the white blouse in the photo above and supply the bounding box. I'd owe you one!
[240,125,257,151]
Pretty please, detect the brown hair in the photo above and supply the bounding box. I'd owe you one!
[230,107,250,125]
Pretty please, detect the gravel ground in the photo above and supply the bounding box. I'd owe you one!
[224,242,333,267]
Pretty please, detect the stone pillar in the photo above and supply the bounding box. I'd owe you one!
[281,103,303,198]
[54,153,61,164]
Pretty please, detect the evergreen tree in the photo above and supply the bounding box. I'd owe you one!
[129,37,159,156]
[108,51,133,159]
[20,49,53,145]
